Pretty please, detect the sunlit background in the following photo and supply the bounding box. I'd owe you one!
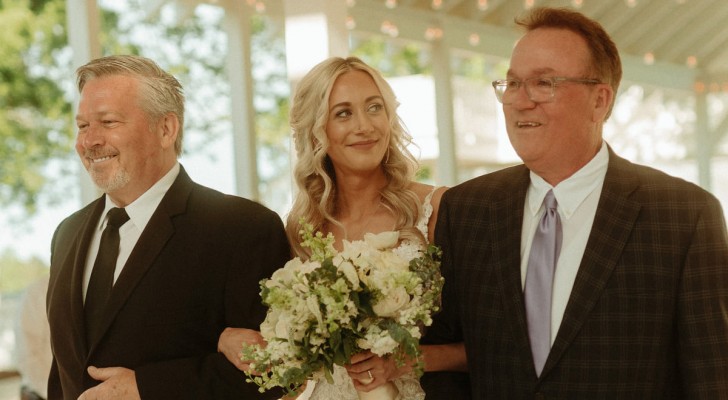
[1,0,728,396]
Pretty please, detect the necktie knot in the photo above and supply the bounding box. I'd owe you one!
[107,208,130,229]
[543,190,557,211]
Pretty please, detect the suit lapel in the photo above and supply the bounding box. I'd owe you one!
[491,168,534,364]
[542,150,641,377]
[86,168,193,353]
[59,198,107,355]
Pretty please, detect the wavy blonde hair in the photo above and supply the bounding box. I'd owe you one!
[286,56,423,257]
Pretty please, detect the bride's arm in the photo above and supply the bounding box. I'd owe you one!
[422,343,467,372]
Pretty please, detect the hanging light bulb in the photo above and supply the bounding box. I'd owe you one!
[469,33,480,46]
[524,0,535,9]
[625,0,637,7]
[346,16,356,30]
[424,26,443,41]
[385,0,397,9]
[477,0,488,11]
[380,20,399,37]
[686,56,698,68]
[432,0,443,10]
[643,52,655,65]
[571,0,583,8]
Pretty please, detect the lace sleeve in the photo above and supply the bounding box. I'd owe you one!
[306,365,425,400]
[391,372,426,400]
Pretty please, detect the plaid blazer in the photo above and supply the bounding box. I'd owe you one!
[423,148,728,399]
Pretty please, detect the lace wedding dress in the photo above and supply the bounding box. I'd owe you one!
[306,188,439,400]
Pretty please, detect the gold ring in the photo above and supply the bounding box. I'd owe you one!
[367,370,373,380]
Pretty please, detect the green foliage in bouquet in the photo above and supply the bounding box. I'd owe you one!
[243,221,444,396]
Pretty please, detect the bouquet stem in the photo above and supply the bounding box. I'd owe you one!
[356,381,399,400]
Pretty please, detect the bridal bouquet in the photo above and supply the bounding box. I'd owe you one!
[243,222,444,396]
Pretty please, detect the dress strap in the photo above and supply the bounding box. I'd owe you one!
[416,186,440,240]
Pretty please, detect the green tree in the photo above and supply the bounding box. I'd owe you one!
[0,0,74,214]
[0,249,48,294]
[0,0,292,215]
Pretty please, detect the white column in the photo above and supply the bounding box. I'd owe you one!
[431,39,458,186]
[67,0,102,205]
[695,87,712,191]
[223,1,259,200]
[282,0,349,84]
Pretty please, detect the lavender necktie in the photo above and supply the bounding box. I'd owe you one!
[524,189,562,376]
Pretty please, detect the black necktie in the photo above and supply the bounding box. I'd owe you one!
[85,207,129,345]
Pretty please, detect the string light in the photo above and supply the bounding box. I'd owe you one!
[431,0,443,10]
[380,20,399,37]
[643,52,655,65]
[469,33,480,46]
[346,16,356,30]
[571,0,584,8]
[254,1,265,13]
[346,0,356,7]
[524,0,535,10]
[694,81,705,93]
[686,55,697,68]
[477,0,488,11]
[385,0,397,9]
[625,0,638,7]
[424,26,443,41]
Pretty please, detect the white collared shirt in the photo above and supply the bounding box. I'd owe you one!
[520,142,609,345]
[82,163,180,301]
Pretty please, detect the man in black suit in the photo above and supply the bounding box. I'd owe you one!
[423,7,728,399]
[46,54,289,399]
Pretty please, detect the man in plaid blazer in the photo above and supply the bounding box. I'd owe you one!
[422,7,728,399]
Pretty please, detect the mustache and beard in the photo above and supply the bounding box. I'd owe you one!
[83,149,131,193]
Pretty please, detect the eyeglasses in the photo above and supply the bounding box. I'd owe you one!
[492,77,602,104]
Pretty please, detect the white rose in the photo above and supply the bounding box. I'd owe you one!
[340,239,370,261]
[372,286,410,317]
[267,262,296,287]
[364,231,399,249]
[376,251,409,273]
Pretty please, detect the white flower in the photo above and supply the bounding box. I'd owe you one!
[243,222,444,396]
[372,286,410,317]
[363,231,399,249]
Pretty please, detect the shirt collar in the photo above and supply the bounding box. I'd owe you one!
[100,163,180,231]
[528,141,609,219]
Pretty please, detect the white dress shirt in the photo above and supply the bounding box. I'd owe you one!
[520,142,609,345]
[82,163,180,301]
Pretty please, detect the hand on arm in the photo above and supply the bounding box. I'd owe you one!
[78,366,140,400]
[217,327,266,372]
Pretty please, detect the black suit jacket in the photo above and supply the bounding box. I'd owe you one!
[423,149,728,399]
[46,166,290,399]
